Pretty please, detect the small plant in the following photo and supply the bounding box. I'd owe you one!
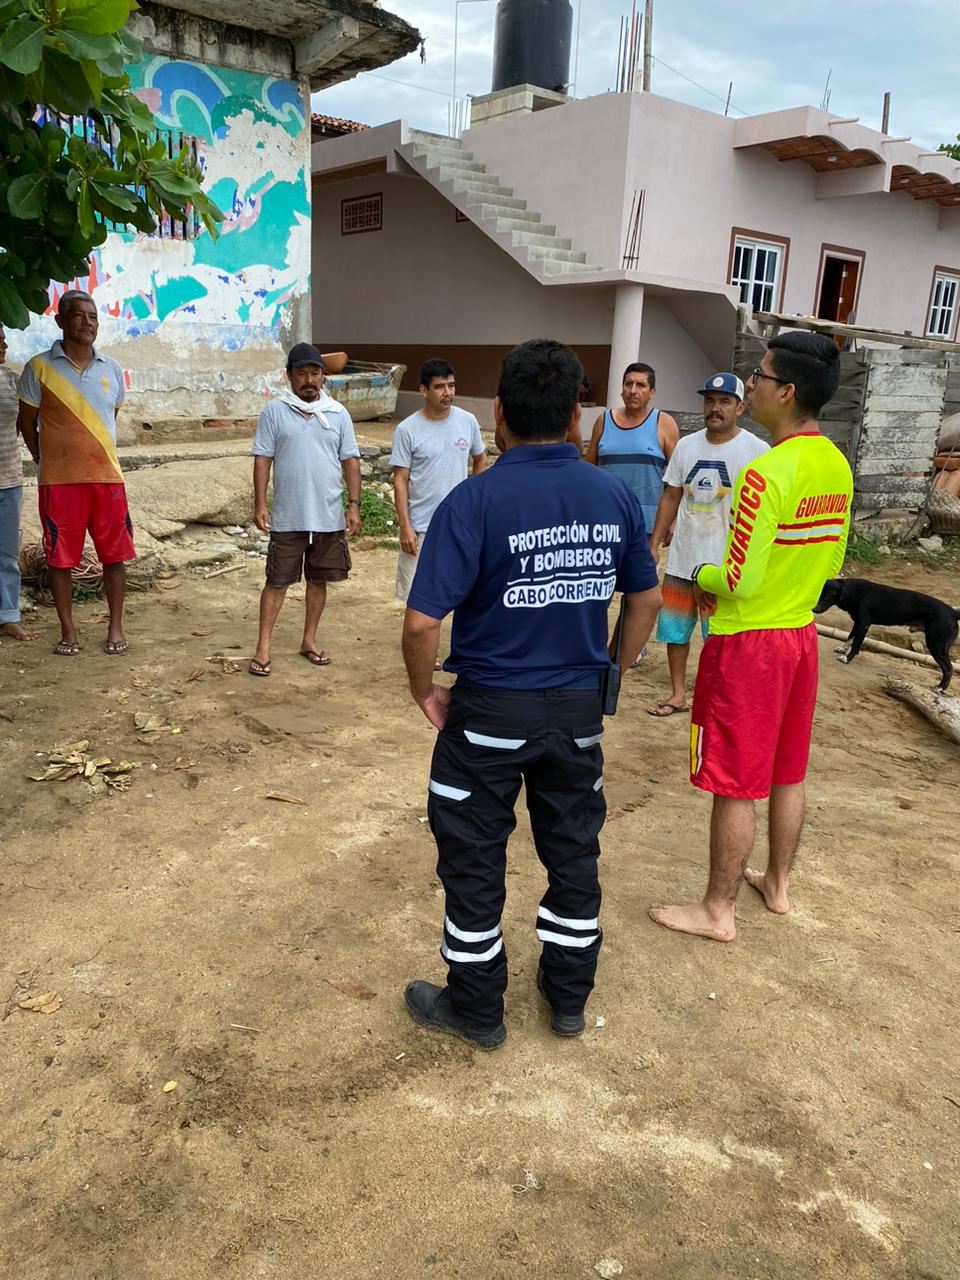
[344,487,397,536]
[71,583,102,602]
[844,533,884,566]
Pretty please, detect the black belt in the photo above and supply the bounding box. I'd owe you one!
[456,676,602,694]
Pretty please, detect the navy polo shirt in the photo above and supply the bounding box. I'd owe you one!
[407,442,658,689]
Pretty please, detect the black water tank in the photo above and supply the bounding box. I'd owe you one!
[491,0,573,95]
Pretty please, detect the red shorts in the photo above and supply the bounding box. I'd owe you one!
[39,483,136,570]
[690,624,819,800]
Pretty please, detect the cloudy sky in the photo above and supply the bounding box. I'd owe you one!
[313,0,958,149]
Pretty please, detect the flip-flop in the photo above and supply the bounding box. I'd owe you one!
[104,639,129,655]
[299,649,331,667]
[54,640,80,656]
[647,701,689,718]
[248,658,272,677]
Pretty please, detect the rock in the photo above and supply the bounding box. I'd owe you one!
[594,1262,623,1278]
[124,456,254,531]
[131,528,166,562]
[358,445,381,459]
[918,535,943,552]
[374,454,394,473]
[138,514,188,539]
[222,525,245,535]
[161,544,240,570]
[878,544,891,555]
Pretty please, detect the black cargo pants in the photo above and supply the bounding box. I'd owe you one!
[426,682,606,1029]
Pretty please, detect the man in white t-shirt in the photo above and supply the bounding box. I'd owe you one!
[391,358,487,606]
[646,373,769,717]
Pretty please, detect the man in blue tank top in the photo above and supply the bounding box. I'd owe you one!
[402,340,662,1050]
[585,362,680,534]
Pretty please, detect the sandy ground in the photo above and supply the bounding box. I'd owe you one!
[2,547,959,1280]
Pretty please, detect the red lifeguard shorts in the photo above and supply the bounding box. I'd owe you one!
[689,623,819,800]
[39,483,136,570]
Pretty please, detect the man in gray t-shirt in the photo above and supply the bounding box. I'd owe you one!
[391,358,486,607]
[248,343,361,676]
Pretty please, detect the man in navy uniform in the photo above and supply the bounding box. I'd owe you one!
[401,339,662,1050]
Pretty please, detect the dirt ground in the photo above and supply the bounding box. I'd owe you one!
[2,546,959,1280]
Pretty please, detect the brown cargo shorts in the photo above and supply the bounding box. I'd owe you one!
[265,531,351,587]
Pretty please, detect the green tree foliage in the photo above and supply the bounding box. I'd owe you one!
[0,0,224,329]
[939,136,960,161]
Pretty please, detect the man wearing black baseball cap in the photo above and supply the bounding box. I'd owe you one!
[248,343,362,675]
[646,372,768,716]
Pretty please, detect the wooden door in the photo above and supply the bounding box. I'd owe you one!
[835,258,859,324]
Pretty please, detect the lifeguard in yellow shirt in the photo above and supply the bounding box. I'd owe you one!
[649,331,853,942]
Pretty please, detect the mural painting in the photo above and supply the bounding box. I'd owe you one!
[8,56,310,383]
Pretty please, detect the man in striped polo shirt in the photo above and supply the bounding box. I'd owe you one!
[0,325,35,642]
[649,331,853,942]
[17,291,134,656]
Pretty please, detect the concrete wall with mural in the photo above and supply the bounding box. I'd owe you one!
[7,54,311,436]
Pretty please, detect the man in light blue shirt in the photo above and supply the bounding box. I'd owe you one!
[249,343,361,675]
[391,357,486,604]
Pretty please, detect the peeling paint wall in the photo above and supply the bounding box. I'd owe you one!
[8,51,312,431]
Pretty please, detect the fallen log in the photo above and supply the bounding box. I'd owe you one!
[815,624,956,676]
[883,677,960,745]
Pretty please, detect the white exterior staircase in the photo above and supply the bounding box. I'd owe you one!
[400,130,596,279]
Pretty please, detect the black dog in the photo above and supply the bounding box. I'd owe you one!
[814,577,960,692]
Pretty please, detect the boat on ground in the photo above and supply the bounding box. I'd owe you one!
[324,361,406,421]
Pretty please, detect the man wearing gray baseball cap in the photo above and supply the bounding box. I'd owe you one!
[646,373,768,716]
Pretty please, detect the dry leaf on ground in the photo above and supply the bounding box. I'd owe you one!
[29,742,139,791]
[326,978,376,1001]
[185,668,204,682]
[134,712,181,734]
[18,991,62,1015]
[265,791,306,805]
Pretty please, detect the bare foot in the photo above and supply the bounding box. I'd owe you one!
[648,902,736,942]
[743,867,790,914]
[0,622,36,641]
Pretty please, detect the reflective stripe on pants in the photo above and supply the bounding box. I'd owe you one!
[427,682,606,1028]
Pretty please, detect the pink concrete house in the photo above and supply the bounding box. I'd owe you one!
[311,90,960,422]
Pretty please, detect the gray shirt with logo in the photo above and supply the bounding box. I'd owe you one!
[251,399,360,532]
[390,406,484,533]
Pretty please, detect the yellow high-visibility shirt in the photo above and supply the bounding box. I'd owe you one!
[695,432,853,635]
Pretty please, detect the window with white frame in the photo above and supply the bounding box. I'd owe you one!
[730,236,783,312]
[927,272,959,339]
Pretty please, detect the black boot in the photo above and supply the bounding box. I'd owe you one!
[537,967,586,1037]
[404,980,506,1051]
